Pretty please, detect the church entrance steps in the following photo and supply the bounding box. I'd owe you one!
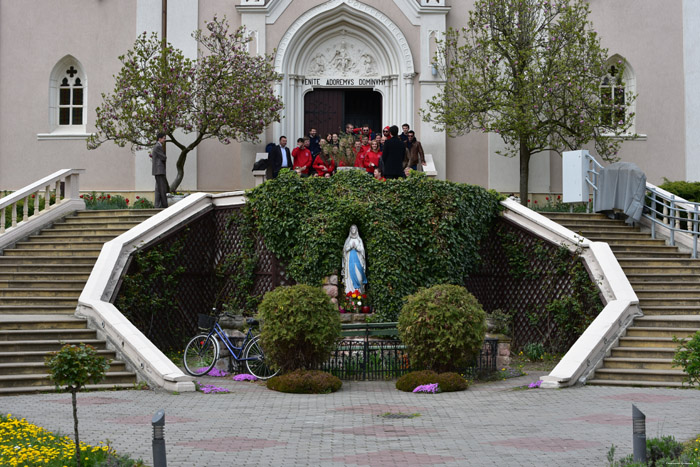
[0,209,158,394]
[541,211,700,388]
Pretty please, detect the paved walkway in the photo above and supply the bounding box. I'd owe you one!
[2,372,699,466]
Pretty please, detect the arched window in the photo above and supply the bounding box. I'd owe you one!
[46,56,87,134]
[600,55,636,134]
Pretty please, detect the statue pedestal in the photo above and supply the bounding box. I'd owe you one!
[339,312,372,323]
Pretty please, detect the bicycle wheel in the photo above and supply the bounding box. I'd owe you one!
[183,334,220,376]
[243,336,279,380]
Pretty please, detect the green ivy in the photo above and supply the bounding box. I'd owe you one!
[673,331,700,387]
[244,170,502,321]
[115,238,186,342]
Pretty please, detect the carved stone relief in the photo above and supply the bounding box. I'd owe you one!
[305,37,381,77]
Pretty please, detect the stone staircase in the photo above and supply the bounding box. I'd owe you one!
[542,212,700,387]
[0,209,159,395]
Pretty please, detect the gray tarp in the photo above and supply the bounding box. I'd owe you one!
[593,161,647,224]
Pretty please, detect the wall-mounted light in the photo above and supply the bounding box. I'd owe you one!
[431,64,438,77]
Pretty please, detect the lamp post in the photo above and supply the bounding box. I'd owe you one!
[152,409,167,467]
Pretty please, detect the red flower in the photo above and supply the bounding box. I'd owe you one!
[534,200,538,204]
[107,194,111,199]
[136,196,140,199]
[546,197,549,201]
[527,199,531,203]
[31,194,35,198]
[557,195,561,200]
[126,199,130,204]
[79,195,83,198]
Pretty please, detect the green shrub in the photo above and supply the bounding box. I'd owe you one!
[2,192,57,229]
[488,309,513,335]
[672,331,700,387]
[523,342,546,361]
[244,170,502,321]
[266,369,342,394]
[395,370,469,392]
[658,179,700,202]
[398,284,486,373]
[258,284,340,371]
[131,196,155,209]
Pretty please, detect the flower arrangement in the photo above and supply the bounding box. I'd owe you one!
[341,289,368,313]
[196,382,230,394]
[528,379,542,389]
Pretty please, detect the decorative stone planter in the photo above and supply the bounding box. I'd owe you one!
[167,193,187,205]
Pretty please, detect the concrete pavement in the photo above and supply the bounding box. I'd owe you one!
[1,372,699,466]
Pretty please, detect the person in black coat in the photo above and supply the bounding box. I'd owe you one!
[267,136,293,179]
[381,125,408,179]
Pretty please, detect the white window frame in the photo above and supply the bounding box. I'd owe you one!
[38,55,91,140]
[600,55,645,139]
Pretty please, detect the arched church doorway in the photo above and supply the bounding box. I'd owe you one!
[303,88,382,136]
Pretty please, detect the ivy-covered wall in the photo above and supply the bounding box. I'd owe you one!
[464,218,604,352]
[244,170,503,322]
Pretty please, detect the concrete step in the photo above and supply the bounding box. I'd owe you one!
[634,315,700,327]
[592,368,686,383]
[623,266,700,275]
[541,212,609,220]
[611,245,683,253]
[610,346,677,359]
[0,315,87,331]
[0,338,106,352]
[639,297,700,307]
[579,231,649,239]
[0,305,76,315]
[0,382,139,395]
[618,258,700,267]
[0,256,96,265]
[34,228,131,237]
[613,251,690,259]
[52,221,142,230]
[641,306,700,316]
[0,280,87,289]
[0,297,78,307]
[13,241,106,250]
[4,249,101,257]
[603,357,674,370]
[72,209,160,218]
[586,379,685,388]
[0,264,94,273]
[627,274,700,284]
[0,272,90,281]
[63,214,153,224]
[593,239,668,246]
[0,371,136,389]
[0,349,115,364]
[625,326,699,338]
[636,289,700,298]
[0,360,128,376]
[0,288,81,298]
[28,234,120,243]
[0,328,96,341]
[618,336,680,348]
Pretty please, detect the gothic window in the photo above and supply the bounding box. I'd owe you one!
[600,56,636,134]
[47,56,87,133]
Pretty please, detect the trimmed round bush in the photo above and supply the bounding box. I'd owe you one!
[395,370,469,393]
[398,284,486,373]
[258,284,340,371]
[267,369,342,394]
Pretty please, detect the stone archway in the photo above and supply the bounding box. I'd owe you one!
[273,0,416,141]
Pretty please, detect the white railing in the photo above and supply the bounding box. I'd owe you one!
[77,191,247,392]
[500,198,641,388]
[0,169,85,252]
[643,182,700,257]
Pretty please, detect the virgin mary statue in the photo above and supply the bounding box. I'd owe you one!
[342,225,367,295]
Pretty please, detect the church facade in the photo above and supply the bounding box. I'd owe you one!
[1,0,699,195]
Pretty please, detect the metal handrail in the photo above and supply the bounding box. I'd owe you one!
[580,153,700,258]
[644,182,700,258]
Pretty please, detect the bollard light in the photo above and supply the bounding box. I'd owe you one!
[632,404,646,463]
[152,409,167,467]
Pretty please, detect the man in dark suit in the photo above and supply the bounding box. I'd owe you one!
[268,135,293,179]
[151,132,168,208]
[381,125,408,179]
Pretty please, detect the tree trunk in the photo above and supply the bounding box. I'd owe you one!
[519,137,531,206]
[72,389,82,467]
[169,148,190,193]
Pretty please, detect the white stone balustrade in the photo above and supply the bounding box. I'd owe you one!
[0,169,85,252]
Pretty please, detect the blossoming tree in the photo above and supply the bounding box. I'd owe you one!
[421,0,635,204]
[88,16,283,191]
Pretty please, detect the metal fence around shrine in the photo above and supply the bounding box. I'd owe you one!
[317,323,498,381]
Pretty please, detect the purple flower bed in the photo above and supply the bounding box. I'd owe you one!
[233,374,258,382]
[196,382,230,394]
[413,383,439,394]
[528,380,542,389]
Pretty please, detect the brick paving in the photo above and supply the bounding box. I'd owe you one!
[1,372,699,466]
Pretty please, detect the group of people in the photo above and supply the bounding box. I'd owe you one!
[267,123,426,181]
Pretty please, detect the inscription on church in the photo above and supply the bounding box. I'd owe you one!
[302,77,386,87]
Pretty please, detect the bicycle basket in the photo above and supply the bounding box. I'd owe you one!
[198,314,217,330]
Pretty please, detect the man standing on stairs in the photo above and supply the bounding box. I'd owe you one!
[151,132,168,208]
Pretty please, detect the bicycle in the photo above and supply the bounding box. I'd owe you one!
[183,310,279,380]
